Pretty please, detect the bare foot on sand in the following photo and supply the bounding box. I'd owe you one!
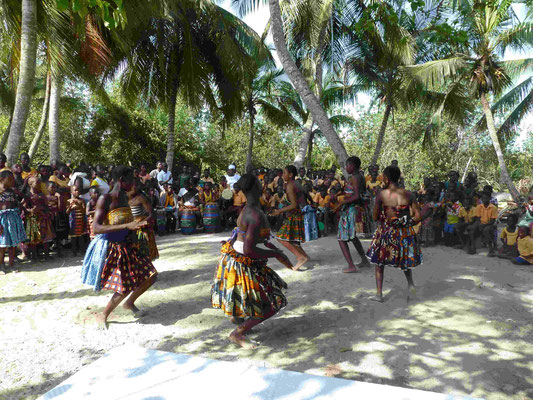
[342,266,359,273]
[230,316,245,325]
[292,257,309,271]
[229,332,257,349]
[356,260,371,268]
[407,286,417,302]
[370,294,384,303]
[95,314,109,330]
[123,304,146,318]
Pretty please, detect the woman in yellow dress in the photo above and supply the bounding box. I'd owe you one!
[81,166,158,329]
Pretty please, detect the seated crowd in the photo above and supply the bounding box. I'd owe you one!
[0,153,531,274]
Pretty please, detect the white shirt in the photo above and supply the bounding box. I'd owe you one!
[157,170,173,185]
[69,172,91,202]
[91,176,110,195]
[149,169,161,179]
[225,173,241,190]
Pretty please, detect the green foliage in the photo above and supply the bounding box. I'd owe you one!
[55,0,127,29]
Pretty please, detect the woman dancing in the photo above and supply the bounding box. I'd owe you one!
[332,156,371,273]
[271,165,310,270]
[212,174,293,349]
[367,166,422,302]
[81,166,158,329]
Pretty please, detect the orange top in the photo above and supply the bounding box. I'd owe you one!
[233,191,247,207]
[313,193,330,208]
[475,204,498,224]
[517,236,533,263]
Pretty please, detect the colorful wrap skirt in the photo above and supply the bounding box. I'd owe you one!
[0,209,27,248]
[25,213,41,245]
[302,205,318,242]
[81,231,157,294]
[338,204,359,241]
[211,242,288,319]
[136,227,159,261]
[276,210,305,243]
[69,209,87,237]
[367,218,422,271]
[356,200,372,234]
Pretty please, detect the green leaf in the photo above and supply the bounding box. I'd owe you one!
[56,0,70,11]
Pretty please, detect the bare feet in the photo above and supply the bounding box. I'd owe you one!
[292,257,309,271]
[342,266,359,273]
[229,331,257,349]
[407,286,417,302]
[356,260,371,268]
[230,316,245,325]
[95,313,109,330]
[123,303,146,318]
[370,294,384,303]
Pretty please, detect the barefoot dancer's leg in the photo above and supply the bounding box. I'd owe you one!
[0,248,5,274]
[277,239,308,270]
[123,274,158,315]
[97,292,127,329]
[404,269,416,299]
[373,265,384,302]
[338,240,358,273]
[7,247,15,268]
[351,238,370,266]
[229,309,276,349]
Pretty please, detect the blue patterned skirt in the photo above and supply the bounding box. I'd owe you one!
[337,204,358,241]
[0,208,27,248]
[81,235,109,291]
[302,205,318,242]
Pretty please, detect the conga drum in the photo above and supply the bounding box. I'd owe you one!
[181,208,197,235]
[204,203,221,233]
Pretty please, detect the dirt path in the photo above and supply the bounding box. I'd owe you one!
[1,233,532,400]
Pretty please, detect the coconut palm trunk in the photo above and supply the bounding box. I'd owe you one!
[0,119,11,153]
[246,107,255,172]
[29,71,51,159]
[306,131,314,170]
[165,82,178,171]
[371,102,392,166]
[293,118,313,168]
[48,72,62,163]
[479,92,520,202]
[269,0,349,170]
[6,0,38,165]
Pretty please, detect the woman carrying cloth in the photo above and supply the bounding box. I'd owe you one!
[332,156,371,273]
[367,166,422,303]
[81,166,158,329]
[212,174,294,349]
[271,165,310,270]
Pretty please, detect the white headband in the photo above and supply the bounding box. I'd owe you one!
[228,165,236,170]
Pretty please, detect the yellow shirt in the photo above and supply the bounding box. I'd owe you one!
[517,236,533,263]
[49,175,69,189]
[40,182,49,196]
[475,204,498,224]
[313,193,330,208]
[21,168,38,180]
[233,191,247,207]
[458,207,476,223]
[500,228,519,246]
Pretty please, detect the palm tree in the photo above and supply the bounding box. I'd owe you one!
[403,0,532,201]
[28,69,50,159]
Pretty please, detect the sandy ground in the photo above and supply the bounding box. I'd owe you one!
[1,232,532,400]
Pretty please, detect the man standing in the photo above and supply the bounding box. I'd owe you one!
[225,164,241,190]
[150,162,163,180]
[157,162,173,190]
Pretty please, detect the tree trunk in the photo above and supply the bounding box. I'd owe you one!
[0,119,11,153]
[29,71,51,159]
[480,92,520,202]
[293,117,313,168]
[246,109,254,173]
[306,131,314,170]
[6,0,38,165]
[48,72,62,163]
[371,102,392,166]
[165,82,178,171]
[269,0,349,171]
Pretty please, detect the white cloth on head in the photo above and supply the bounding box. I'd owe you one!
[69,172,91,202]
[228,164,236,170]
[91,177,110,195]
[225,173,241,190]
[149,169,160,179]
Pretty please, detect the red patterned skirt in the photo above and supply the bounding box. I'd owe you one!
[100,241,158,294]
[276,210,305,243]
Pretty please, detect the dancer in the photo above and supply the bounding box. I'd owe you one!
[81,166,158,330]
[212,174,293,349]
[271,165,310,270]
[367,166,422,302]
[332,156,371,273]
[128,179,159,260]
[0,170,27,273]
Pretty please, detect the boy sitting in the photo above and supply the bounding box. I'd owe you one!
[498,214,519,259]
[455,197,476,250]
[467,192,498,256]
[443,191,462,247]
[513,226,533,265]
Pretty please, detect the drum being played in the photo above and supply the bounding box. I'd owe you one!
[181,208,197,235]
[204,203,221,233]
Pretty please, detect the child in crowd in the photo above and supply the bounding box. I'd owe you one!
[455,197,476,250]
[66,185,87,257]
[24,177,54,260]
[0,170,26,273]
[86,187,99,240]
[467,192,498,256]
[47,181,68,256]
[443,191,462,247]
[498,214,519,259]
[513,226,533,265]
[314,187,331,235]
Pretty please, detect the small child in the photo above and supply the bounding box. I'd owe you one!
[498,214,519,259]
[455,197,476,250]
[443,191,462,247]
[24,176,54,260]
[513,226,533,265]
[65,185,87,257]
[47,181,68,256]
[86,187,99,240]
[0,170,27,273]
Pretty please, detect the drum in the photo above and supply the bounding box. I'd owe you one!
[181,209,197,235]
[221,189,233,200]
[203,203,221,233]
[156,208,166,234]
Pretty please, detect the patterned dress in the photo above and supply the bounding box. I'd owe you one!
[212,228,288,319]
[338,182,365,241]
[367,205,422,271]
[81,207,158,293]
[131,203,159,260]
[276,194,305,243]
[67,199,87,238]
[0,190,27,248]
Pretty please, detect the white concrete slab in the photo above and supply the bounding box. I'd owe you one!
[40,344,482,400]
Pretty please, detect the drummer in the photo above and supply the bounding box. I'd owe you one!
[200,181,219,205]
[225,164,241,190]
[178,179,202,229]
